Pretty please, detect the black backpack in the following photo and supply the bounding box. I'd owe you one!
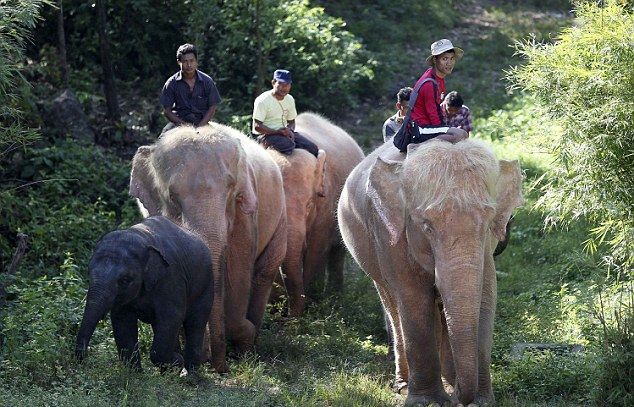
[393,77,438,152]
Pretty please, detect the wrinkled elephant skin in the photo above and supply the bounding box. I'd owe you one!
[129,124,287,373]
[75,216,213,373]
[338,139,523,406]
[266,112,364,316]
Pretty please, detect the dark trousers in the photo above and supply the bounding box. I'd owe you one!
[257,131,319,157]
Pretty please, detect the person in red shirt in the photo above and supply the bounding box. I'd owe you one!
[398,39,468,150]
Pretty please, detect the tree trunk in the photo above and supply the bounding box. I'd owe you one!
[96,0,120,121]
[253,0,265,97]
[56,0,69,88]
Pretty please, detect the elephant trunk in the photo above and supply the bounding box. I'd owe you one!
[182,205,230,373]
[75,282,116,360]
[435,249,484,405]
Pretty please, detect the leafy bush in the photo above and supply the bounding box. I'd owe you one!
[186,0,375,120]
[0,0,51,161]
[593,283,633,406]
[0,140,140,276]
[0,263,86,385]
[507,0,634,270]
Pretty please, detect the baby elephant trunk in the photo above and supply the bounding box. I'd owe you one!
[75,283,115,360]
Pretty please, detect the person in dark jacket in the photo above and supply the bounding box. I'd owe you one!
[159,43,221,134]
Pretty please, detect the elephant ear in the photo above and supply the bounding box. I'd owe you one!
[367,156,405,246]
[143,245,171,292]
[130,145,162,217]
[314,149,327,197]
[236,142,257,214]
[491,160,524,241]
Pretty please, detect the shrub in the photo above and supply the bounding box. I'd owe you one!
[186,0,376,120]
[593,283,634,406]
[0,140,140,276]
[507,0,634,270]
[0,0,52,164]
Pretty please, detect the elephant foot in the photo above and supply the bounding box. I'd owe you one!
[404,393,451,407]
[393,379,408,395]
[210,357,229,374]
[451,391,494,406]
[288,295,306,318]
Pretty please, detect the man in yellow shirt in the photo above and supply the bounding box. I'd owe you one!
[252,69,319,157]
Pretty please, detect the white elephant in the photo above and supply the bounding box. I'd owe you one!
[130,124,287,373]
[338,139,523,406]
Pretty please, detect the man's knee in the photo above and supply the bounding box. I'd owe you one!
[259,135,295,155]
[293,133,319,157]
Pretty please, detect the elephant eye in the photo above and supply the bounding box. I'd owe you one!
[119,276,133,286]
[422,221,434,235]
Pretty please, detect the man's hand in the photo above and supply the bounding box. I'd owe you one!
[279,127,294,140]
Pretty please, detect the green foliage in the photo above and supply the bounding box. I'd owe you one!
[507,0,634,269]
[494,351,595,404]
[0,140,140,276]
[593,283,634,406]
[32,0,189,89]
[1,262,86,384]
[186,0,375,119]
[0,0,52,159]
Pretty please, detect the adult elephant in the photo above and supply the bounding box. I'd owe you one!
[337,139,523,406]
[130,124,287,373]
[266,112,364,316]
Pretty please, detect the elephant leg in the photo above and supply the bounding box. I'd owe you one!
[302,231,330,300]
[150,313,184,370]
[475,254,497,404]
[111,309,141,370]
[248,218,287,328]
[395,277,449,406]
[325,242,346,293]
[183,294,213,373]
[281,247,306,317]
[375,282,408,393]
[225,253,256,354]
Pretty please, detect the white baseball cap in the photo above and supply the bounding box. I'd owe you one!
[425,39,464,65]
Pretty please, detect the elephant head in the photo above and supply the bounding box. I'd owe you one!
[130,125,257,260]
[75,224,172,361]
[367,139,523,404]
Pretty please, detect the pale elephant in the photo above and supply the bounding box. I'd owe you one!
[130,124,287,373]
[337,139,523,406]
[266,112,364,316]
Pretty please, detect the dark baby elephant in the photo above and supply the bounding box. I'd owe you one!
[75,216,213,373]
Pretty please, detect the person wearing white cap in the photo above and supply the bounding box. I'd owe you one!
[395,39,468,150]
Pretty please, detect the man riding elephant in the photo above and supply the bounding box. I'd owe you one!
[252,69,321,158]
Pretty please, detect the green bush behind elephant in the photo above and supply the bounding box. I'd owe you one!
[266,112,364,316]
[129,124,287,373]
[338,139,523,406]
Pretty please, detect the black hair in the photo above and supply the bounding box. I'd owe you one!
[444,91,464,108]
[176,44,197,61]
[397,87,412,103]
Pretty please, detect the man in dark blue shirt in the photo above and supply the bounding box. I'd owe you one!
[159,43,221,134]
